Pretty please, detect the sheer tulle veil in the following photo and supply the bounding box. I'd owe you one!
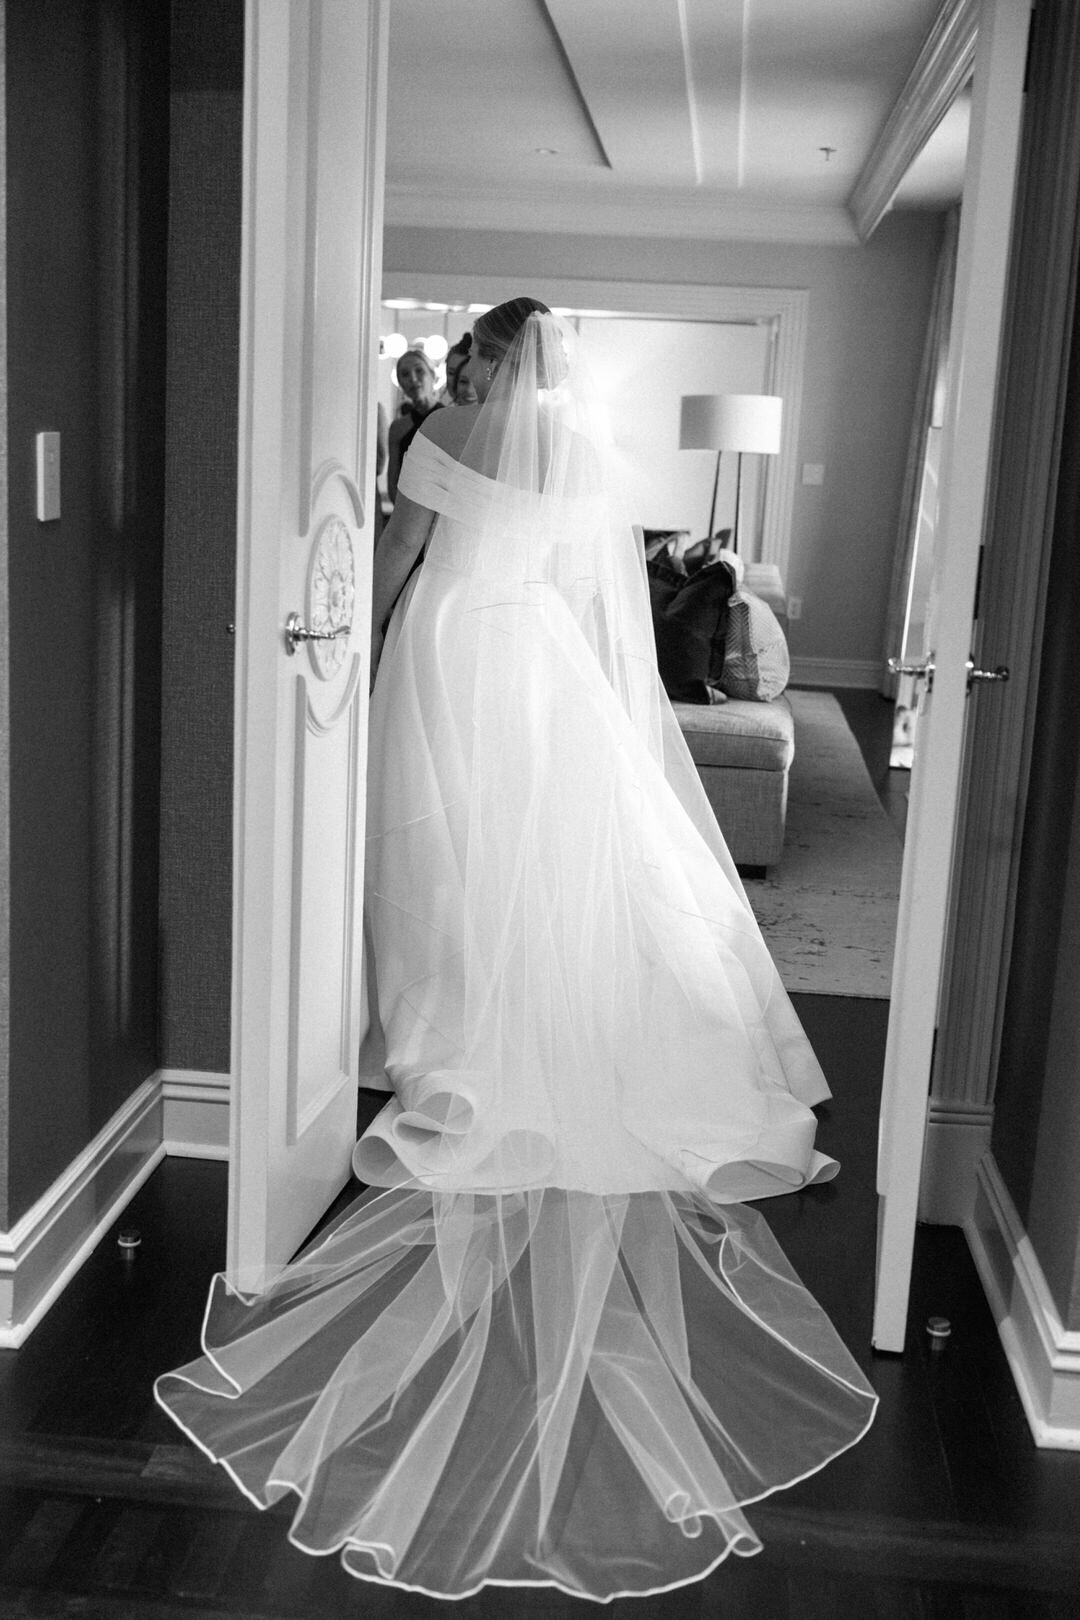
[155,305,877,1603]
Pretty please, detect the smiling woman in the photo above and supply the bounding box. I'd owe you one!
[385,346,442,504]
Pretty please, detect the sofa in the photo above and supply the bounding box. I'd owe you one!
[673,689,794,871]
[651,552,793,873]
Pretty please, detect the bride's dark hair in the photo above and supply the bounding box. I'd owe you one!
[472,297,552,363]
[473,297,569,390]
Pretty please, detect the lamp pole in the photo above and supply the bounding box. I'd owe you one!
[732,451,744,553]
[708,450,722,540]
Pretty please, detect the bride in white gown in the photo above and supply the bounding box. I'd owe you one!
[156,298,877,1604]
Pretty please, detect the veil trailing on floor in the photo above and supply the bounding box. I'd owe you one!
[156,311,877,1603]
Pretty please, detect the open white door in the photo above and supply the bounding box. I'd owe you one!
[873,0,1030,1350]
[229,0,388,1276]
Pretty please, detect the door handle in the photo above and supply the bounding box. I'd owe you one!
[965,659,1009,692]
[888,656,1010,696]
[284,612,351,656]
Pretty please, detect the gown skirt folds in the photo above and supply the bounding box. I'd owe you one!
[156,424,877,1602]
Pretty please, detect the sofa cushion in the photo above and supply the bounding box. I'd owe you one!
[672,695,795,772]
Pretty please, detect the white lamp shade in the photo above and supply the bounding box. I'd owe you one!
[679,393,783,455]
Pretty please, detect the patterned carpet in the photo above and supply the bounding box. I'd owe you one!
[745,689,903,998]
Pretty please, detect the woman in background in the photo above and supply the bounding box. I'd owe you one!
[385,346,441,503]
[443,331,478,404]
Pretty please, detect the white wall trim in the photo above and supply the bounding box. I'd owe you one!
[385,181,859,247]
[161,1067,231,1161]
[0,1079,165,1348]
[848,0,979,241]
[919,1099,993,1224]
[966,1154,1080,1449]
[789,656,882,690]
[382,273,808,586]
[0,1068,231,1347]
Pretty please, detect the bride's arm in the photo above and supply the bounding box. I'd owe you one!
[370,492,436,677]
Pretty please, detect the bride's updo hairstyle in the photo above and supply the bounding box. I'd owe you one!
[473,297,568,389]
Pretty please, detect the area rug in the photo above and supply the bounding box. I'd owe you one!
[744,689,903,999]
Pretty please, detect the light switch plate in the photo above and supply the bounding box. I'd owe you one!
[35,432,61,521]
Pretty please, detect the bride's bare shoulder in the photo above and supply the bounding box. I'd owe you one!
[418,405,479,458]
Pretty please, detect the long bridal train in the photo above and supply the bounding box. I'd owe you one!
[157,1181,876,1601]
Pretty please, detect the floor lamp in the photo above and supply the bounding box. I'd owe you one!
[679,393,784,554]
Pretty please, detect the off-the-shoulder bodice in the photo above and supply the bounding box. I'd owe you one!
[396,431,605,578]
[397,434,495,527]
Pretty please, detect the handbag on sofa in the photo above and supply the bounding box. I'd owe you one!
[646,542,737,704]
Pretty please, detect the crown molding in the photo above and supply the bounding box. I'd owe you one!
[385,180,859,247]
[848,0,979,242]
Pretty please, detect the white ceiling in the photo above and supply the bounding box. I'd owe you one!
[385,0,965,245]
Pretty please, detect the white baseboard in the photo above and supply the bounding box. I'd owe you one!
[161,1068,231,1160]
[0,1067,232,1348]
[789,656,883,690]
[0,1080,165,1348]
[919,1099,994,1224]
[966,1154,1080,1449]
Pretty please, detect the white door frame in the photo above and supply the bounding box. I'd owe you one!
[229,0,388,1277]
[872,0,1031,1351]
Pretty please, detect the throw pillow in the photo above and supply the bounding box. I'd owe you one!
[648,556,737,704]
[719,589,790,701]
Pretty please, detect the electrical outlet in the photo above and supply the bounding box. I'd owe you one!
[787,596,803,621]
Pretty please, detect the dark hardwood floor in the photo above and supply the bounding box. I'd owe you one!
[2,691,1077,1617]
[3,1031,1078,1619]
[832,684,911,842]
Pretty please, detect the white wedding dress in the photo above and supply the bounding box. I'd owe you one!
[156,315,876,1604]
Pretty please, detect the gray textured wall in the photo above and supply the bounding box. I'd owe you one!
[992,293,1080,1331]
[158,0,244,1074]
[3,0,168,1224]
[987,0,1080,1333]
